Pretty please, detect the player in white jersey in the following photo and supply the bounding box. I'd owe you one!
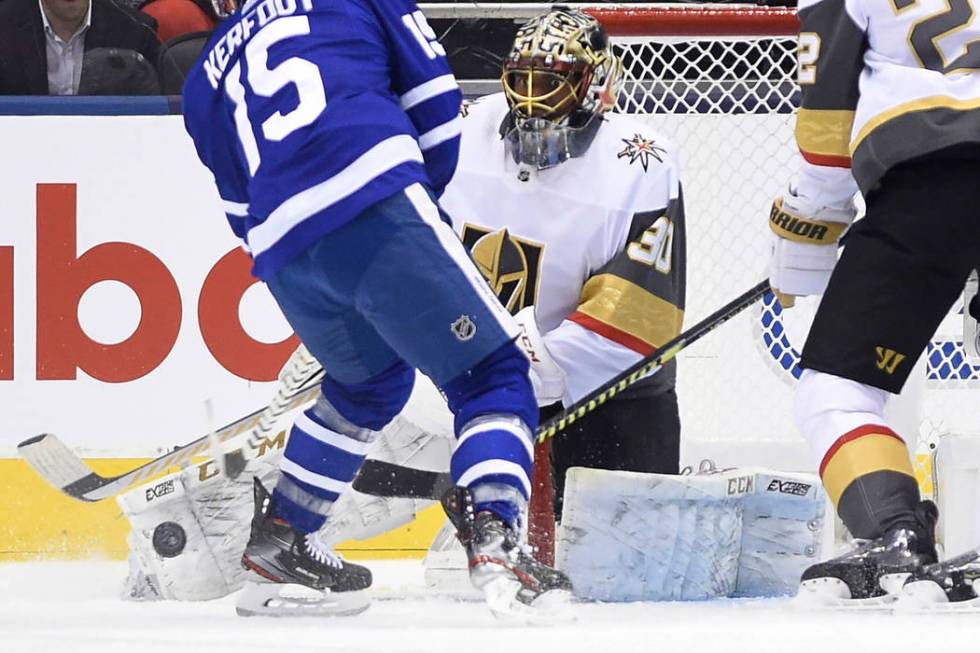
[769,0,980,605]
[440,6,685,539]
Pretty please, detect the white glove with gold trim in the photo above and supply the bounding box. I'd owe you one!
[768,186,855,308]
[514,306,566,406]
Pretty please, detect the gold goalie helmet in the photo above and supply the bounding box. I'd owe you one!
[501,7,623,169]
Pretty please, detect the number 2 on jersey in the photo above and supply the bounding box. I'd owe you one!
[893,0,980,74]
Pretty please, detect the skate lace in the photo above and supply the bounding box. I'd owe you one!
[303,531,343,569]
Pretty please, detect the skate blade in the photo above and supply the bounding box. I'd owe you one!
[894,580,980,613]
[235,582,370,618]
[481,577,576,626]
[793,577,898,612]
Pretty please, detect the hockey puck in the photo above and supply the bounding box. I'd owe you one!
[152,521,187,558]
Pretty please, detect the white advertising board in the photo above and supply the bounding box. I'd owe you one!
[0,115,297,456]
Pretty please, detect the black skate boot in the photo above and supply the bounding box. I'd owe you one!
[236,478,372,617]
[797,500,938,608]
[441,486,574,623]
[897,547,980,611]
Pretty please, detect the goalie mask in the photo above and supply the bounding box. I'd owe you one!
[501,7,623,169]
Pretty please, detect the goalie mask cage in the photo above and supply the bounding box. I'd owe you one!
[422,2,980,559]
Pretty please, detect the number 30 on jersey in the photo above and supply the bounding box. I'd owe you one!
[627,215,674,273]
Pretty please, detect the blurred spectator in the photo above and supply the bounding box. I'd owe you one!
[140,0,221,44]
[157,29,211,94]
[0,0,161,95]
[78,47,161,94]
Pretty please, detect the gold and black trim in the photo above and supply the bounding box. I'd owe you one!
[769,197,849,244]
[851,96,980,193]
[820,425,915,508]
[571,274,684,355]
[460,224,545,314]
[795,108,855,168]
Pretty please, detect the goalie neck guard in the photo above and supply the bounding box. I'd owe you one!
[501,7,623,169]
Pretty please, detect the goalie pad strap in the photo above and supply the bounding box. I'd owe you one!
[769,197,848,244]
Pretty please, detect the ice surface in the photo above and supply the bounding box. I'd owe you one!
[0,560,975,653]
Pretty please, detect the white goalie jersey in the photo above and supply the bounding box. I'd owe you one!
[440,93,686,404]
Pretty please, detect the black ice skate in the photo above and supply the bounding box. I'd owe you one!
[441,486,574,623]
[796,500,938,608]
[236,478,372,617]
[897,547,980,612]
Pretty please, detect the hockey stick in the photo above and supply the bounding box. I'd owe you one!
[219,344,322,479]
[21,281,769,503]
[534,278,771,443]
[355,279,772,499]
[18,362,326,502]
[18,363,448,502]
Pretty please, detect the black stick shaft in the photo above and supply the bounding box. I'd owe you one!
[535,279,770,444]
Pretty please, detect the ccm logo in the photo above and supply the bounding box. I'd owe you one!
[0,184,298,382]
[727,475,754,495]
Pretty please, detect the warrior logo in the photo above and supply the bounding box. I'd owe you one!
[461,225,544,314]
[451,315,477,342]
[617,134,667,172]
[875,346,907,375]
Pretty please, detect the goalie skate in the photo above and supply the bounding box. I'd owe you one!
[895,547,980,612]
[441,486,574,625]
[795,501,938,610]
[236,478,371,617]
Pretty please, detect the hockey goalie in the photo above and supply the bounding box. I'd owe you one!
[120,7,828,608]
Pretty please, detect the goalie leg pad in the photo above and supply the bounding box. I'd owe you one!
[555,467,827,601]
[556,467,742,602]
[120,452,283,601]
[732,471,826,597]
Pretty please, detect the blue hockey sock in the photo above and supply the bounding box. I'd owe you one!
[271,406,372,533]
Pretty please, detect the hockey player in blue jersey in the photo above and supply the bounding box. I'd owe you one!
[182,0,571,618]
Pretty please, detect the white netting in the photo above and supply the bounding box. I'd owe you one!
[603,8,980,467]
[423,2,980,466]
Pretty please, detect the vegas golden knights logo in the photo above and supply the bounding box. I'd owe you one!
[875,346,907,375]
[461,224,544,314]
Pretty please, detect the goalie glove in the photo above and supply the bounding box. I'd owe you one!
[514,306,566,406]
[768,187,855,308]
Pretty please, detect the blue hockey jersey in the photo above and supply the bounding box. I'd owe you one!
[183,0,462,279]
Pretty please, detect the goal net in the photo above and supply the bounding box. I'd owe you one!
[596,3,979,469]
[420,2,980,562]
[430,1,979,463]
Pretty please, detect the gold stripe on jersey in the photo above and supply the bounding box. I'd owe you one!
[574,274,683,353]
[852,95,980,154]
[820,427,915,507]
[795,108,854,167]
[769,197,849,244]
